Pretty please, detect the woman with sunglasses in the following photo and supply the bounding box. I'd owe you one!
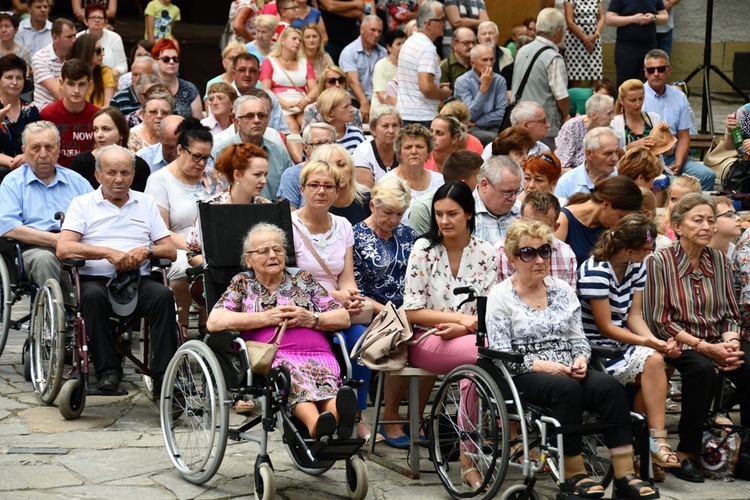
[555,176,643,267]
[399,181,498,487]
[146,118,223,333]
[128,89,173,152]
[578,213,681,482]
[76,3,127,77]
[302,65,362,131]
[69,34,116,107]
[291,160,374,440]
[151,38,203,119]
[487,219,659,499]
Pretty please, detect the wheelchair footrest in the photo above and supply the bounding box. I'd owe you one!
[86,388,128,396]
[307,438,365,461]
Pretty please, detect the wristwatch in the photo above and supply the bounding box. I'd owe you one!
[146,244,154,259]
[311,312,320,329]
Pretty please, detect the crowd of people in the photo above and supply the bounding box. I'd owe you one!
[0,0,749,496]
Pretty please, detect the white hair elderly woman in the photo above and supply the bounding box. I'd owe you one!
[353,106,402,188]
[554,93,615,169]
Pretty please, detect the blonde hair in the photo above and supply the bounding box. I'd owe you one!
[661,175,703,230]
[615,79,645,115]
[316,87,350,124]
[316,64,347,95]
[618,146,662,182]
[310,144,367,204]
[268,27,303,60]
[221,41,248,59]
[254,14,279,32]
[503,220,553,261]
[207,82,238,102]
[371,177,411,209]
[440,100,470,123]
[301,22,326,59]
[299,159,344,188]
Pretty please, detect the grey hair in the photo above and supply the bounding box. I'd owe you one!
[371,176,411,210]
[670,193,716,233]
[477,155,523,185]
[302,122,337,143]
[242,223,288,268]
[536,7,566,38]
[233,95,267,116]
[583,126,619,152]
[22,121,60,147]
[416,1,442,30]
[585,94,614,116]
[369,105,402,130]
[510,101,543,126]
[361,15,383,29]
[477,21,499,35]
[132,56,159,76]
[134,73,163,100]
[94,144,136,173]
[469,43,492,61]
[143,89,174,112]
[644,49,670,66]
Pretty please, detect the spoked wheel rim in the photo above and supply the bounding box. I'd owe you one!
[0,259,12,357]
[29,279,65,404]
[429,365,510,499]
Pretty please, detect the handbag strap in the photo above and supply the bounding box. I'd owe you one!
[513,45,553,104]
[270,318,289,346]
[272,57,306,95]
[292,218,339,288]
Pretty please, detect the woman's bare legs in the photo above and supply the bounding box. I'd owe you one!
[382,375,436,438]
[285,113,303,163]
[295,398,338,438]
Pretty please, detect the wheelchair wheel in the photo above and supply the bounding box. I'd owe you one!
[142,374,155,401]
[500,484,540,500]
[59,377,86,420]
[23,339,31,382]
[546,419,614,490]
[29,279,65,405]
[429,364,510,499]
[254,462,275,500]
[160,340,229,485]
[345,455,368,500]
[0,258,11,357]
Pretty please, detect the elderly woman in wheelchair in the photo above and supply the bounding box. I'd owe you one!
[486,220,658,499]
[205,222,359,442]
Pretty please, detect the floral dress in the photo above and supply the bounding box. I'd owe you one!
[213,269,344,409]
[384,0,418,31]
[0,101,39,158]
[352,222,416,307]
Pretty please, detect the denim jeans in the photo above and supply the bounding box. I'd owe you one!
[664,152,716,191]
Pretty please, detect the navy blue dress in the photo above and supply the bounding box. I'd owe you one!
[561,207,604,268]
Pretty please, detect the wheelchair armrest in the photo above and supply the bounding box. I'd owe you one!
[61,257,86,268]
[478,347,524,364]
[186,263,203,278]
[205,329,241,340]
[151,258,173,268]
[590,345,624,360]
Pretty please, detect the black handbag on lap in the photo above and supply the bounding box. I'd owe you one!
[721,158,750,194]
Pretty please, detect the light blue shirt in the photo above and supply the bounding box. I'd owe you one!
[228,82,289,134]
[554,163,616,199]
[0,164,93,237]
[277,163,304,208]
[454,70,508,128]
[15,18,52,55]
[642,83,692,156]
[339,36,387,101]
[136,143,169,173]
[212,133,293,200]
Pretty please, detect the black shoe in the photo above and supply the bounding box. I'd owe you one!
[97,373,121,392]
[613,473,659,499]
[335,385,358,439]
[314,411,337,442]
[669,458,705,483]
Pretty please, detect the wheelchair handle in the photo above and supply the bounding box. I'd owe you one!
[453,285,488,347]
[453,286,479,297]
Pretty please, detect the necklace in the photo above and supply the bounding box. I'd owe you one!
[513,279,547,309]
[400,168,427,192]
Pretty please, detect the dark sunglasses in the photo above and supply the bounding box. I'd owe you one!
[530,153,555,165]
[95,47,104,55]
[326,76,346,85]
[645,65,668,74]
[160,56,180,64]
[517,244,552,262]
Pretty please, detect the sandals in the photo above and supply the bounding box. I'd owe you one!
[560,474,605,498]
[509,441,550,474]
[649,429,680,468]
[613,473,659,499]
[234,399,255,415]
[634,454,665,482]
[461,467,484,492]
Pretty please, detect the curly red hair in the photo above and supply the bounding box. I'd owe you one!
[152,38,180,57]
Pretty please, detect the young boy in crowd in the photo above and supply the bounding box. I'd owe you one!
[39,59,99,168]
[145,0,181,42]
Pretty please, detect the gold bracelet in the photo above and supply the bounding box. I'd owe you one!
[694,339,704,352]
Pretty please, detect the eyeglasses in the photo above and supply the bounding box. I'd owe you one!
[717,210,740,219]
[645,65,668,74]
[160,56,180,64]
[488,183,523,199]
[95,47,104,55]
[429,17,447,24]
[527,117,550,125]
[305,140,335,148]
[237,112,268,121]
[146,109,171,117]
[455,40,476,47]
[326,76,346,85]
[87,16,105,21]
[235,67,259,74]
[517,244,552,262]
[246,246,286,256]
[529,153,555,165]
[207,94,229,103]
[304,182,338,193]
[182,146,213,164]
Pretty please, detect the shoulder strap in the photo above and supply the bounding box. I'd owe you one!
[272,57,306,94]
[513,45,554,104]
[291,218,339,289]
[271,318,289,346]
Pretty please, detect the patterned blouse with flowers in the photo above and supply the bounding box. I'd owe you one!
[402,235,498,328]
[185,188,271,261]
[0,101,40,158]
[384,0,419,31]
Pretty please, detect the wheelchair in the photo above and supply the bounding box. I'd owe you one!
[426,286,652,500]
[158,201,369,499]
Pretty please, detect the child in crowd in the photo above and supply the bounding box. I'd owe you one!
[273,0,297,42]
[639,187,672,250]
[145,0,181,42]
[709,196,743,258]
[660,175,702,241]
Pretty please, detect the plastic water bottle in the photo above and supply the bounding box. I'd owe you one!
[732,126,744,155]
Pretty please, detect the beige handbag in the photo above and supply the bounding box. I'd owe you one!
[245,319,288,375]
[704,137,741,180]
[350,302,436,371]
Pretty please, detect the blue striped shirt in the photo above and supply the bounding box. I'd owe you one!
[338,124,366,153]
[577,257,647,347]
